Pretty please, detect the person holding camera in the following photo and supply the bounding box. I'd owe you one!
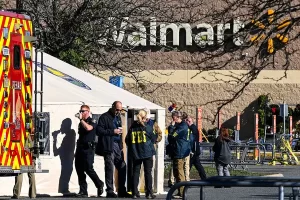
[75,105,104,198]
[96,101,131,198]
[126,109,156,199]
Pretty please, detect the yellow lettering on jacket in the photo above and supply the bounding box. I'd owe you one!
[187,129,191,140]
[132,131,146,144]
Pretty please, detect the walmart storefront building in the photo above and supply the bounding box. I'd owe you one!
[101,4,300,139]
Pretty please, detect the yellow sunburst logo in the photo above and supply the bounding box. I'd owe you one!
[35,62,91,90]
[46,67,65,77]
[249,9,290,54]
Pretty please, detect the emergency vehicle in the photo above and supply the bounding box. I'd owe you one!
[0,9,48,175]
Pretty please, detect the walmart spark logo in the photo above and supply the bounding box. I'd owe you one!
[35,62,92,90]
[248,9,291,54]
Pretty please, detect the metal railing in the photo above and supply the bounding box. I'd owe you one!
[198,142,273,167]
[166,176,300,200]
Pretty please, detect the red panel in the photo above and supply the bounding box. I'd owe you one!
[9,33,23,142]
[11,33,22,43]
[197,107,202,142]
[254,113,259,143]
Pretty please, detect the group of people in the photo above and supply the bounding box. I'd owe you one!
[166,111,232,198]
[11,101,162,199]
[75,101,161,199]
[10,100,232,199]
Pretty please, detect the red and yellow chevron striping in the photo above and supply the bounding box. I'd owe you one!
[0,12,33,170]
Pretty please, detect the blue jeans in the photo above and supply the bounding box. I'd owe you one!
[216,161,230,176]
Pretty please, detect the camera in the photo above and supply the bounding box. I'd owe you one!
[75,113,80,118]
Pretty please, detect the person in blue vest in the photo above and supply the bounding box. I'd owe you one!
[126,109,156,199]
[167,111,190,198]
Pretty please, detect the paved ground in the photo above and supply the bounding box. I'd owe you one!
[186,165,299,200]
[0,164,299,200]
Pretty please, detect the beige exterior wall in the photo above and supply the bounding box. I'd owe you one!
[102,70,300,84]
[3,0,15,8]
[101,70,300,139]
[93,1,300,140]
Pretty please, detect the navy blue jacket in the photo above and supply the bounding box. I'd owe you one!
[147,119,157,144]
[126,121,155,160]
[96,109,122,156]
[168,121,190,159]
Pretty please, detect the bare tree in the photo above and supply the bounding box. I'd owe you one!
[177,0,300,121]
[13,0,199,94]
[2,0,299,121]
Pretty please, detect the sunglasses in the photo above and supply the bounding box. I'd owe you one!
[115,109,122,112]
[79,110,88,113]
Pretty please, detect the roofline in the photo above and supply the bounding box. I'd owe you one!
[35,102,165,110]
[0,10,30,20]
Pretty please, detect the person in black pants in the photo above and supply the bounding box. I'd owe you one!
[186,116,207,180]
[126,109,156,199]
[75,105,104,197]
[96,101,131,198]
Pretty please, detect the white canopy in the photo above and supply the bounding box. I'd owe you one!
[33,50,164,110]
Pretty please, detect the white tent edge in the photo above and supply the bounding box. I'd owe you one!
[32,48,165,111]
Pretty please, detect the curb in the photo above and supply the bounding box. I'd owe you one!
[262,173,284,177]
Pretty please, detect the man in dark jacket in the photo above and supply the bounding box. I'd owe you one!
[96,101,131,198]
[186,116,207,180]
[168,111,190,197]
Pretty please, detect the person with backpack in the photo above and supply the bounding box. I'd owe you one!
[213,127,232,176]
